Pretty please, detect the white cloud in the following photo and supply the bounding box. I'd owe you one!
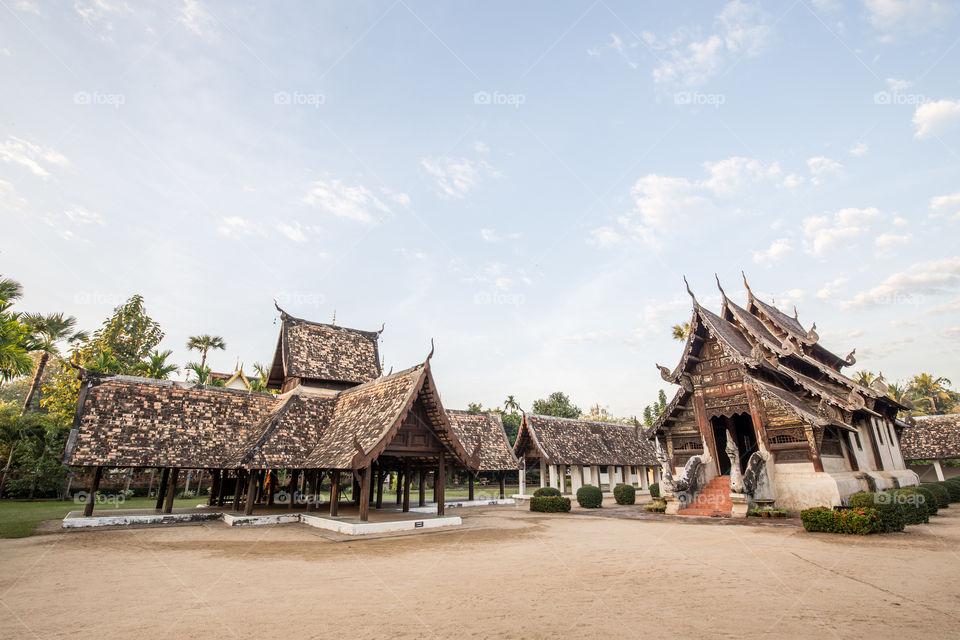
[559,330,614,344]
[702,157,780,196]
[302,177,392,223]
[851,255,960,305]
[480,228,519,243]
[587,226,624,248]
[587,33,638,69]
[802,207,880,257]
[420,156,499,199]
[864,0,955,34]
[817,277,847,300]
[473,140,489,153]
[0,136,69,178]
[64,205,104,225]
[875,231,912,257]
[14,1,41,15]
[807,156,843,184]
[849,141,869,156]
[277,221,306,243]
[886,77,912,92]
[752,237,793,263]
[217,216,262,237]
[913,98,960,139]
[931,192,960,219]
[178,0,219,39]
[892,216,908,226]
[924,297,960,315]
[74,0,131,41]
[781,173,804,188]
[0,180,27,210]
[647,1,772,88]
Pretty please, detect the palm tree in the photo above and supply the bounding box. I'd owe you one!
[503,395,520,414]
[135,349,179,380]
[671,323,690,341]
[87,348,122,375]
[20,312,88,416]
[248,362,270,392]
[854,371,875,387]
[0,276,34,387]
[185,362,211,385]
[909,373,955,415]
[186,334,226,371]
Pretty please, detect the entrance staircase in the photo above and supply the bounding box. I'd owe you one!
[677,475,732,517]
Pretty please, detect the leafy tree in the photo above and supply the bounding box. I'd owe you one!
[0,402,64,497]
[501,411,520,446]
[20,312,87,415]
[0,276,36,386]
[466,402,484,413]
[247,362,272,392]
[532,391,581,419]
[854,370,875,387]
[135,349,179,380]
[908,374,955,415]
[503,395,520,413]
[186,334,226,371]
[642,389,669,427]
[582,403,631,424]
[671,322,690,341]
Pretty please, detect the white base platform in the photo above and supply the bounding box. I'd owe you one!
[299,513,461,535]
[221,513,301,527]
[62,511,221,529]
[408,498,514,514]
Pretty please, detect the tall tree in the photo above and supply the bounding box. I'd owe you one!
[503,395,520,413]
[532,391,581,419]
[186,334,226,371]
[671,322,690,341]
[135,349,179,380]
[909,374,955,415]
[20,312,87,416]
[0,276,36,386]
[854,370,875,387]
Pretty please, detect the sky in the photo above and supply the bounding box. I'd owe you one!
[1,0,959,418]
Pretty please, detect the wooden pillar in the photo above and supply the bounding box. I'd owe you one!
[306,470,319,512]
[244,470,258,515]
[359,465,371,522]
[217,470,227,507]
[208,469,221,506]
[519,459,526,496]
[499,471,506,499]
[163,468,180,514]
[402,463,411,512]
[437,453,446,516]
[432,470,439,504]
[232,470,245,511]
[288,470,300,510]
[933,459,945,481]
[375,469,384,508]
[369,467,376,504]
[329,470,341,517]
[155,467,170,510]
[267,470,278,506]
[468,474,475,501]
[418,469,426,506]
[539,459,547,488]
[83,466,103,517]
[395,470,403,504]
[622,466,628,484]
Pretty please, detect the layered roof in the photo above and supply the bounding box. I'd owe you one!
[267,307,382,387]
[446,410,521,470]
[515,414,657,466]
[899,415,960,461]
[652,276,904,434]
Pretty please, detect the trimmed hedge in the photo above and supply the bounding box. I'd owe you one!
[893,488,930,524]
[649,482,660,498]
[576,485,603,508]
[530,495,571,513]
[533,487,561,498]
[644,503,666,513]
[800,506,882,535]
[848,492,905,532]
[613,483,636,505]
[942,480,960,502]
[914,486,939,517]
[921,483,950,509]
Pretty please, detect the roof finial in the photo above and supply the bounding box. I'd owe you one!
[793,305,799,320]
[741,270,752,296]
[331,309,336,326]
[377,322,385,336]
[274,300,288,318]
[683,275,696,302]
[427,338,435,362]
[715,273,726,299]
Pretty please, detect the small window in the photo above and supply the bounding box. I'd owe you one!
[876,424,884,445]
[854,432,862,450]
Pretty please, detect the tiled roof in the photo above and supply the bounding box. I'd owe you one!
[446,410,521,470]
[269,310,381,386]
[516,414,657,466]
[899,414,960,461]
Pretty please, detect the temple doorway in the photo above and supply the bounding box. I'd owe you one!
[710,413,759,475]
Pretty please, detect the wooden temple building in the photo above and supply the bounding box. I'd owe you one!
[513,414,659,496]
[649,276,918,515]
[62,307,519,521]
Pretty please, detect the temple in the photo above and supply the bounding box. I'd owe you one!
[513,414,659,497]
[62,306,519,522]
[648,275,918,515]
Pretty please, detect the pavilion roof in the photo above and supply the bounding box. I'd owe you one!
[515,414,657,466]
[899,415,960,461]
[446,410,521,471]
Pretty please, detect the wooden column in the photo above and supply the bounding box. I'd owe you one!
[208,469,221,506]
[418,470,426,506]
[468,474,475,501]
[358,466,371,521]
[402,463,411,512]
[83,466,103,517]
[499,471,506,499]
[395,470,403,504]
[621,466,628,484]
[244,470,258,515]
[306,470,319,512]
[437,453,446,516]
[232,470,245,511]
[155,467,170,510]
[692,392,716,473]
[217,471,227,507]
[432,471,439,504]
[329,470,341,517]
[163,468,180,514]
[375,469,384,508]
[267,470,278,506]
[288,470,300,510]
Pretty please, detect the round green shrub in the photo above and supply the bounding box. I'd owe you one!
[576,484,603,508]
[848,492,905,533]
[530,495,571,513]
[913,486,939,517]
[922,483,950,508]
[938,480,960,502]
[613,483,636,505]
[533,487,561,498]
[649,482,660,498]
[800,506,881,535]
[893,488,929,524]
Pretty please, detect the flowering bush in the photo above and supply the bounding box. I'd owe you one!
[800,506,881,535]
[848,492,905,532]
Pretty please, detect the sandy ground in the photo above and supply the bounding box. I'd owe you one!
[1,503,959,639]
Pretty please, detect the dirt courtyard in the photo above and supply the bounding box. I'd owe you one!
[1,504,959,639]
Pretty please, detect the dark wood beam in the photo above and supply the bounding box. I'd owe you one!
[499,472,506,499]
[375,468,384,509]
[155,467,170,510]
[418,469,426,507]
[244,470,258,515]
[232,470,245,512]
[329,470,341,517]
[359,465,371,522]
[468,474,474,501]
[83,466,103,517]
[437,453,446,517]
[163,468,180,514]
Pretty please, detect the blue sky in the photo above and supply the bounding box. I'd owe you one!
[2,0,959,417]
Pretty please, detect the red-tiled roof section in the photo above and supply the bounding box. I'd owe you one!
[899,415,960,461]
[518,415,657,466]
[279,314,381,385]
[446,410,520,470]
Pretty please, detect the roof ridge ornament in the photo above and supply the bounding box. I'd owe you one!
[741,270,753,297]
[793,306,799,320]
[806,322,819,344]
[715,273,726,299]
[683,275,697,304]
[426,338,435,363]
[656,363,674,383]
[377,322,385,336]
[844,348,857,367]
